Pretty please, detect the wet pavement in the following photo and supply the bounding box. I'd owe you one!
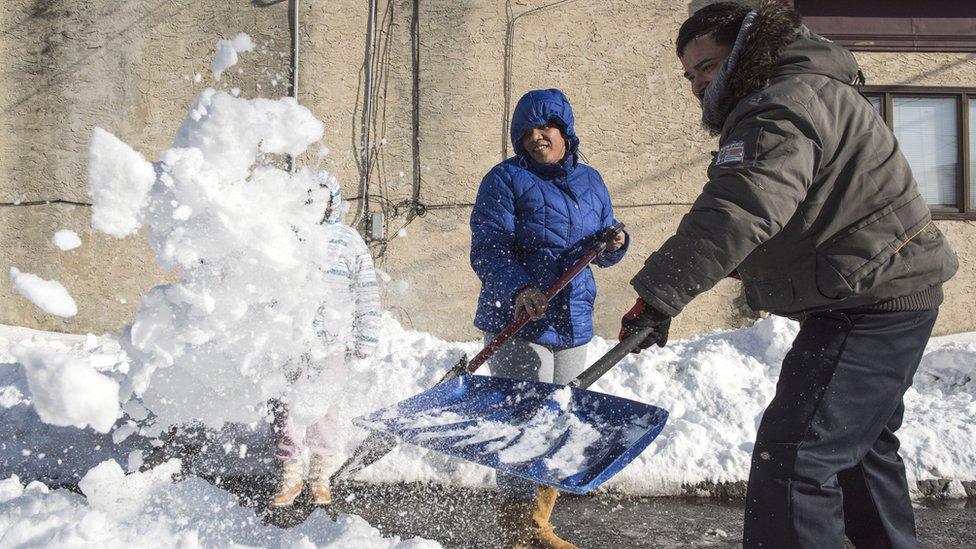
[217,476,976,548]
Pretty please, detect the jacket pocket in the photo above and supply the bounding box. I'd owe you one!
[744,277,795,311]
[815,193,928,299]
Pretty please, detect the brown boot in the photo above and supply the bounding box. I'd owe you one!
[308,456,333,506]
[530,486,577,549]
[495,498,535,548]
[270,458,304,507]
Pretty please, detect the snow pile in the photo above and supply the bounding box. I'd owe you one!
[212,32,256,81]
[0,460,439,548]
[8,267,78,317]
[10,344,119,433]
[87,127,156,238]
[52,229,82,251]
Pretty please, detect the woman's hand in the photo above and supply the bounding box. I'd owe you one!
[514,287,548,320]
[606,230,626,251]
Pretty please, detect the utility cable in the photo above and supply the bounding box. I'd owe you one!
[0,198,93,207]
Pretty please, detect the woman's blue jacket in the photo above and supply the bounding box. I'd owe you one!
[470,89,628,348]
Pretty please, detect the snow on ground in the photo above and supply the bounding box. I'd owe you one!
[0,460,437,548]
[8,267,78,318]
[2,317,974,497]
[52,229,82,251]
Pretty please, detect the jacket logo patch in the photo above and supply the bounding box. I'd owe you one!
[715,141,745,166]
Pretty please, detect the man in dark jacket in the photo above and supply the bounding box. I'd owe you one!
[620,2,958,547]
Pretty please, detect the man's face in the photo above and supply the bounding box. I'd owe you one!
[680,34,732,105]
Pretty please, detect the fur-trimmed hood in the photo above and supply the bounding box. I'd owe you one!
[719,1,860,121]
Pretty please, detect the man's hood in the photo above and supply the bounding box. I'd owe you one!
[727,1,859,103]
[772,26,860,84]
[510,89,580,159]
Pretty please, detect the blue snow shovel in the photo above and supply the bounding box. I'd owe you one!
[331,224,627,483]
[352,327,668,494]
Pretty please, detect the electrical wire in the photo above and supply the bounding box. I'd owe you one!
[354,0,378,228]
[501,0,579,159]
[0,198,93,207]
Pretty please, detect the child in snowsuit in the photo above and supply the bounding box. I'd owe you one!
[270,172,381,507]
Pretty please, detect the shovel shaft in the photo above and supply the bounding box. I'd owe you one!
[465,222,624,375]
[569,326,654,389]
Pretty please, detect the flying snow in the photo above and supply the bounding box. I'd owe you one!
[8,267,78,318]
[11,344,119,433]
[212,32,256,81]
[87,127,156,238]
[52,229,82,251]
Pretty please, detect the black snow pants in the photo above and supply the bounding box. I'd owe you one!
[742,308,939,549]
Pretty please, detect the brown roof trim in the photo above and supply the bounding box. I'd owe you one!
[860,86,976,95]
[784,1,976,52]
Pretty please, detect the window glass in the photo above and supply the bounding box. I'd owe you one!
[893,97,958,208]
[866,94,882,113]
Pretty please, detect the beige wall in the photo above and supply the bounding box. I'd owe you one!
[1,1,974,341]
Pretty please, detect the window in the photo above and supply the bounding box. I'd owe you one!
[786,1,976,52]
[863,87,975,219]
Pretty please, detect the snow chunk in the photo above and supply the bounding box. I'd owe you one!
[79,459,180,519]
[52,229,82,251]
[0,476,23,503]
[212,32,255,81]
[11,345,120,433]
[230,32,255,53]
[87,127,156,238]
[9,267,78,318]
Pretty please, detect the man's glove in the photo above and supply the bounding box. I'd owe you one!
[619,298,671,352]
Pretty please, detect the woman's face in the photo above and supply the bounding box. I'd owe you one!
[521,123,567,165]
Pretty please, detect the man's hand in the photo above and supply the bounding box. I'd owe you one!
[606,230,627,251]
[619,298,671,352]
[514,287,548,320]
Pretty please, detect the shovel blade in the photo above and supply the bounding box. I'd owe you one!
[353,375,668,494]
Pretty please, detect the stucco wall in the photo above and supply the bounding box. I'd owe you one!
[1,0,974,341]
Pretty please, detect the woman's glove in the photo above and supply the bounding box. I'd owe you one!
[513,287,547,320]
[606,230,627,251]
[619,298,671,352]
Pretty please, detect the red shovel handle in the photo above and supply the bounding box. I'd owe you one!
[464,222,624,374]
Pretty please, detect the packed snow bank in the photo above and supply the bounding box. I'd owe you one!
[8,267,78,318]
[52,229,82,251]
[0,459,439,548]
[1,318,975,497]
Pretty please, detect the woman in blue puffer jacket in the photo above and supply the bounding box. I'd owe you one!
[470,88,628,549]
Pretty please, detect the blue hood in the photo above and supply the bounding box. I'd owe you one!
[510,89,580,160]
